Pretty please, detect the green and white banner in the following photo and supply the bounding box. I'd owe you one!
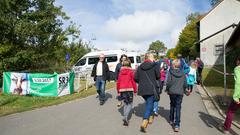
[3,72,74,97]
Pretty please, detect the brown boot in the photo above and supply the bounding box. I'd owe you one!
[140,119,148,133]
[148,115,154,124]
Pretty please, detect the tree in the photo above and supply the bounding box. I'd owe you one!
[174,13,200,58]
[166,48,176,59]
[0,0,90,73]
[148,40,166,55]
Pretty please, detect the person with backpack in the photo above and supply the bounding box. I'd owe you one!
[117,59,137,126]
[115,54,128,107]
[134,53,160,133]
[220,56,240,134]
[177,54,190,75]
[153,60,167,116]
[166,59,188,132]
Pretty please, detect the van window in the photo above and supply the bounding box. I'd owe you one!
[76,58,86,66]
[128,57,134,64]
[106,56,117,62]
[137,56,141,63]
[88,57,99,65]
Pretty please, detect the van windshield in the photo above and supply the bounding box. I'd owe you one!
[88,57,99,65]
[76,58,86,66]
[128,57,134,63]
[106,56,117,62]
[137,56,141,63]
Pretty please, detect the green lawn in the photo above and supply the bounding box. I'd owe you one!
[202,68,240,123]
[0,82,115,117]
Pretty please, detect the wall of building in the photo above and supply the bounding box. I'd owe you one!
[200,0,240,65]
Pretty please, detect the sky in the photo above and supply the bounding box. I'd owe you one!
[55,0,211,52]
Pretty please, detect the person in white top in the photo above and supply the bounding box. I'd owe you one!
[91,54,110,105]
[186,61,197,94]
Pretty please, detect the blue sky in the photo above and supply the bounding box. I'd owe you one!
[55,0,211,52]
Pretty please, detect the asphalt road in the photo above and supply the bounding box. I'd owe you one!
[0,86,231,135]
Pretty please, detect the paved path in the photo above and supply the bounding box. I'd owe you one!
[0,86,235,135]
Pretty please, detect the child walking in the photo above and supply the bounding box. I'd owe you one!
[153,62,166,116]
[221,56,240,134]
[117,60,137,126]
[166,59,188,132]
[186,61,197,94]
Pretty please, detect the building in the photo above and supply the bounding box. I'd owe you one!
[198,0,240,66]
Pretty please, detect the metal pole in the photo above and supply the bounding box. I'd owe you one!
[223,35,227,104]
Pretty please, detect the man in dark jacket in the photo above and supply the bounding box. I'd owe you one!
[91,54,110,105]
[166,59,188,132]
[134,53,160,133]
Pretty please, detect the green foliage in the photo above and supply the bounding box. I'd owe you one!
[0,0,91,87]
[148,40,165,52]
[166,48,176,59]
[148,40,166,59]
[175,13,200,58]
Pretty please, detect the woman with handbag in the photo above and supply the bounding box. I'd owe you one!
[134,53,160,133]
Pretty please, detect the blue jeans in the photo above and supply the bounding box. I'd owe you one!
[169,94,183,127]
[142,95,154,120]
[95,76,106,102]
[153,101,159,113]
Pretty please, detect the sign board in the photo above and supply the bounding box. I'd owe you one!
[214,44,224,55]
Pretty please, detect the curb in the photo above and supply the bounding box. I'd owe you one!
[198,84,240,129]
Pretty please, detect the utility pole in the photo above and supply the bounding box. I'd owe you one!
[223,35,227,104]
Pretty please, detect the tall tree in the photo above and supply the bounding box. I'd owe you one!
[148,40,166,54]
[0,0,89,73]
[166,48,176,59]
[175,13,200,58]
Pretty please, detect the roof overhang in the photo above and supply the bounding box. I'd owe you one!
[226,21,240,48]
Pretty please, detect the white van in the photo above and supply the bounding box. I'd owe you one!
[73,50,142,75]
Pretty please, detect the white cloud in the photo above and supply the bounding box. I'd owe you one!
[103,10,175,41]
[56,0,210,52]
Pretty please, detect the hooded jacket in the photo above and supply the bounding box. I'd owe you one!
[134,60,160,96]
[233,66,240,102]
[117,67,137,94]
[166,68,187,95]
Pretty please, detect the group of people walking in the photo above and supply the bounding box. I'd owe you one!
[91,52,240,133]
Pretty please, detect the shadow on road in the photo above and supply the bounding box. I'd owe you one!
[158,106,170,122]
[133,103,145,118]
[105,93,113,102]
[198,112,239,135]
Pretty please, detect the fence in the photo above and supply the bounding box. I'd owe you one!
[74,69,95,92]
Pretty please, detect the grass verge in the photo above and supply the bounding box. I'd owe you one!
[202,68,240,124]
[0,82,115,117]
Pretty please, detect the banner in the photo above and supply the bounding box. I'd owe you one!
[58,72,74,96]
[3,72,29,95]
[3,72,74,97]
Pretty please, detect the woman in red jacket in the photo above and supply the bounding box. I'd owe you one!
[117,59,137,126]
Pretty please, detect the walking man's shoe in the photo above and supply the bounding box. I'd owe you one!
[117,101,122,108]
[174,126,180,132]
[148,115,154,124]
[100,101,104,105]
[140,119,148,133]
[123,119,129,126]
